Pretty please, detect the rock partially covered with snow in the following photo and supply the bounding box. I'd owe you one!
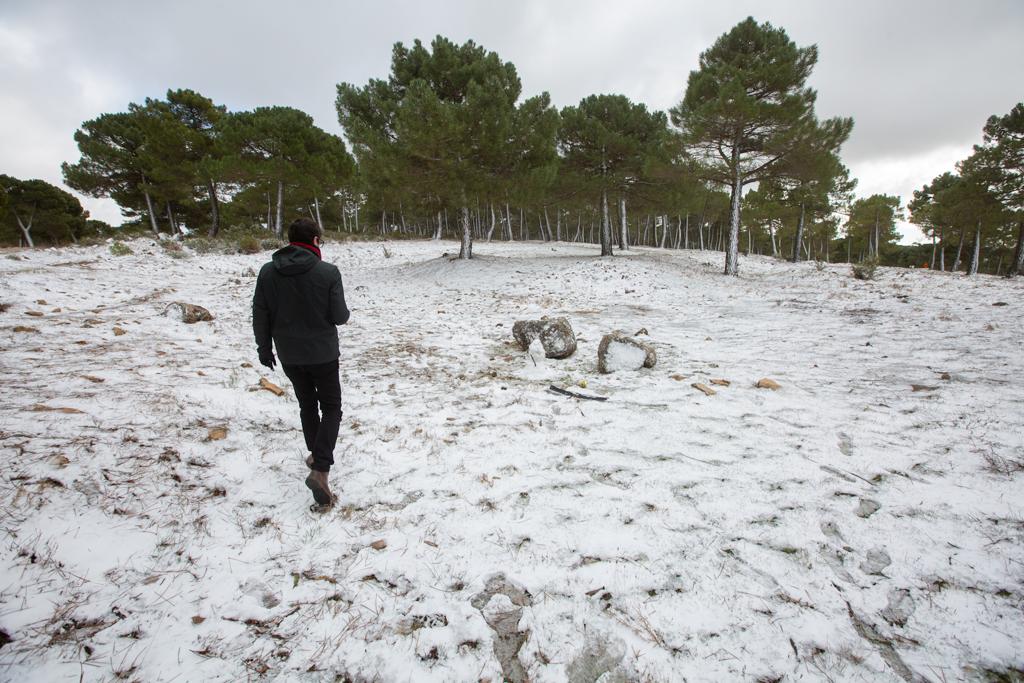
[512,317,576,359]
[880,588,915,627]
[860,548,892,575]
[597,331,657,374]
[163,302,214,324]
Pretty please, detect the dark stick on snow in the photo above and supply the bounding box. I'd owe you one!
[547,385,608,402]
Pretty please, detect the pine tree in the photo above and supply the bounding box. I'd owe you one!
[338,36,555,259]
[62,110,162,235]
[1,175,88,247]
[221,107,353,236]
[978,103,1024,276]
[558,94,671,256]
[671,17,847,275]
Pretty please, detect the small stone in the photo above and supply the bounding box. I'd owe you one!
[710,378,730,387]
[191,615,206,625]
[25,311,43,317]
[82,375,104,383]
[911,384,937,392]
[691,383,716,396]
[164,302,214,324]
[36,299,47,305]
[756,378,781,390]
[207,427,228,441]
[856,499,881,518]
[634,327,648,336]
[13,326,38,333]
[860,548,891,575]
[113,326,126,336]
[670,374,686,381]
[577,379,588,389]
[370,539,387,550]
[939,372,951,381]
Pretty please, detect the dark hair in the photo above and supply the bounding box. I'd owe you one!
[288,217,321,243]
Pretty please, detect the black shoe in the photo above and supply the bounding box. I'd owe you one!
[305,470,333,506]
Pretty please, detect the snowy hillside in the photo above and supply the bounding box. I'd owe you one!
[1,239,1022,682]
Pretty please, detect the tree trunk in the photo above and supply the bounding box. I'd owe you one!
[354,205,360,233]
[556,208,562,241]
[1007,220,1024,277]
[792,203,806,263]
[486,204,496,242]
[967,220,981,276]
[930,231,937,269]
[459,206,473,259]
[543,206,552,242]
[769,219,778,257]
[313,195,323,230]
[15,213,34,248]
[505,204,514,241]
[274,179,284,237]
[872,206,880,258]
[939,227,945,271]
[953,228,965,271]
[207,179,221,237]
[434,212,442,240]
[341,203,348,232]
[660,215,668,249]
[143,188,160,236]
[166,202,178,236]
[617,197,628,251]
[600,189,613,256]
[724,170,742,275]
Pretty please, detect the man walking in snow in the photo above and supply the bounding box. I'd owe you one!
[253,218,350,510]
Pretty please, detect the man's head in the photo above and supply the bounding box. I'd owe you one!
[288,217,322,245]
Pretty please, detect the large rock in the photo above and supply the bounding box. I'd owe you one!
[164,302,214,324]
[597,331,657,374]
[512,317,576,359]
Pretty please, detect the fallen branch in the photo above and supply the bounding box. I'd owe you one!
[547,385,608,402]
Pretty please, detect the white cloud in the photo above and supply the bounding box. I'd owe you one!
[848,144,974,244]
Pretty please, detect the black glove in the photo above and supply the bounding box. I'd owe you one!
[259,351,276,370]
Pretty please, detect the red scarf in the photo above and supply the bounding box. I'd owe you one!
[290,241,321,260]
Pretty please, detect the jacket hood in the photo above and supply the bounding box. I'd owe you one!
[272,244,319,276]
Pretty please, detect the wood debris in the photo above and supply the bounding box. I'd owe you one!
[691,383,716,396]
[259,378,285,396]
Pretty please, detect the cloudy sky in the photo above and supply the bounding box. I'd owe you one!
[2,0,1022,243]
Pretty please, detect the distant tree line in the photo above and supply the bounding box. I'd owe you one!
[909,104,1024,276]
[3,17,1020,277]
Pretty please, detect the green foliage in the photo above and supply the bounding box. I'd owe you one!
[851,256,879,280]
[1,174,88,247]
[559,95,671,195]
[337,35,557,255]
[109,241,133,256]
[236,235,260,254]
[845,194,903,259]
[670,17,851,273]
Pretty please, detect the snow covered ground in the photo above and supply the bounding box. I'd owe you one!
[0,238,1022,682]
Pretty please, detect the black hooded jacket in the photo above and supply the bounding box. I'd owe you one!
[252,244,350,365]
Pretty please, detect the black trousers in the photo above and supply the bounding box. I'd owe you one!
[282,359,342,473]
